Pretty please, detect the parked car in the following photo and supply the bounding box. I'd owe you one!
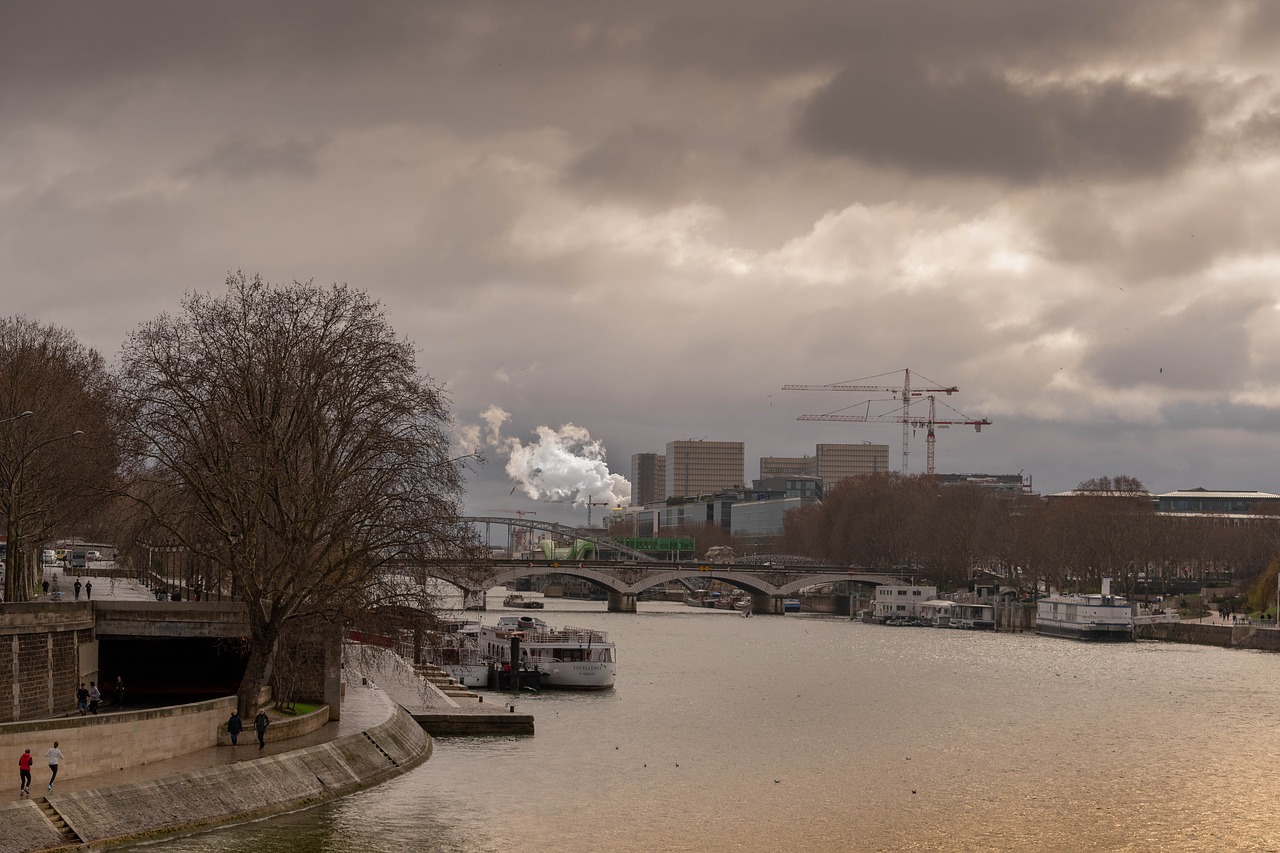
[86,550,101,561]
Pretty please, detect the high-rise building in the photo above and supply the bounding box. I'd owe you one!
[759,456,817,479]
[665,440,744,499]
[815,443,889,486]
[630,452,666,506]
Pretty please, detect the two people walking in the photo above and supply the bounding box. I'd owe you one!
[226,708,270,751]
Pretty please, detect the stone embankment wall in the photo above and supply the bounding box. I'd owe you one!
[0,604,95,722]
[27,700,427,850]
[1134,621,1280,651]
[0,695,236,778]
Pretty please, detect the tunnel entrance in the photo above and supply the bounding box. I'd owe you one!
[99,636,248,705]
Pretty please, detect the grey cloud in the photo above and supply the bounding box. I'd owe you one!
[1081,296,1264,392]
[179,137,327,181]
[1160,400,1280,434]
[562,126,694,205]
[798,63,1202,183]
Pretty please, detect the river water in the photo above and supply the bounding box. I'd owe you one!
[139,596,1280,852]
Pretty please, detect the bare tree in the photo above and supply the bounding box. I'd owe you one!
[0,317,118,601]
[116,274,479,714]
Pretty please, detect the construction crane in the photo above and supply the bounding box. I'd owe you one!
[584,497,609,528]
[488,509,538,519]
[486,510,537,556]
[783,368,990,476]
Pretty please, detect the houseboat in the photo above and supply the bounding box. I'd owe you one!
[1035,578,1134,641]
[479,615,616,689]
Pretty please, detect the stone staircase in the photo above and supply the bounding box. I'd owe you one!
[36,796,83,846]
[414,662,481,701]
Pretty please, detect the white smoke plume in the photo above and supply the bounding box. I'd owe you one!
[463,405,632,507]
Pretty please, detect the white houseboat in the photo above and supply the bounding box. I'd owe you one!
[1035,578,1134,641]
[479,615,616,689]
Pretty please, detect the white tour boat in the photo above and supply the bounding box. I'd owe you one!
[479,615,616,689]
[1035,578,1135,641]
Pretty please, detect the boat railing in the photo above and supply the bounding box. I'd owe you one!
[491,626,610,644]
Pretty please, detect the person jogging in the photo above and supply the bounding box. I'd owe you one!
[18,749,32,798]
[45,742,63,792]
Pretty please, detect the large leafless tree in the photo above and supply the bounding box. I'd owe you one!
[117,274,478,713]
[0,317,117,601]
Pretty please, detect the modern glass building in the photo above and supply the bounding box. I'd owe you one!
[1155,489,1280,514]
[731,496,820,537]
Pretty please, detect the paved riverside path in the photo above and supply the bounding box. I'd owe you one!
[0,675,397,804]
[38,567,157,603]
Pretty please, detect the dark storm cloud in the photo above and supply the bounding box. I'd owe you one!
[179,137,328,181]
[798,63,1203,183]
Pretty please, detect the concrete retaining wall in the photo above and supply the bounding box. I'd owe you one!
[1135,621,1280,651]
[0,695,236,779]
[22,698,429,850]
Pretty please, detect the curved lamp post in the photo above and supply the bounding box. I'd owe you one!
[2,422,84,602]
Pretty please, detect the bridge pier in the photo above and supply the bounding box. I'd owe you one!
[751,594,785,615]
[607,591,637,613]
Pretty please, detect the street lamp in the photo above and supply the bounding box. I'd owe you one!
[2,425,84,602]
[0,411,33,424]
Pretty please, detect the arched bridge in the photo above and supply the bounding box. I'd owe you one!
[428,558,905,615]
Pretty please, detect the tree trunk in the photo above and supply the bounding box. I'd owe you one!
[237,629,280,716]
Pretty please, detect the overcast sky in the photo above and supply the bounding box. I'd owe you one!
[5,2,1280,524]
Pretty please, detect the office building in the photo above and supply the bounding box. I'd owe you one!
[815,443,889,486]
[630,453,666,506]
[759,456,817,479]
[665,440,744,499]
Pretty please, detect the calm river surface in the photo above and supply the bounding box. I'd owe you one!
[140,596,1280,852]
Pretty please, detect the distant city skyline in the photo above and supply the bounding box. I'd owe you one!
[6,4,1280,526]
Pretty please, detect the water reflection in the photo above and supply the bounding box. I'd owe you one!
[140,599,1280,852]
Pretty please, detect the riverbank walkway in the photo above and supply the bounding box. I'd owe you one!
[0,641,525,808]
[0,674,394,804]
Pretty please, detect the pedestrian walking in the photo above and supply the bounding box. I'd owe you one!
[254,709,270,750]
[84,580,92,600]
[45,742,63,792]
[227,710,243,748]
[73,579,81,601]
[88,682,101,714]
[41,580,48,596]
[76,683,89,716]
[114,676,124,708]
[18,749,32,797]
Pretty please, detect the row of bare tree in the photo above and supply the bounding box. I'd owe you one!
[778,474,1280,596]
[0,274,480,713]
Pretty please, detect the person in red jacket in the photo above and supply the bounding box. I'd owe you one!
[18,749,32,798]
